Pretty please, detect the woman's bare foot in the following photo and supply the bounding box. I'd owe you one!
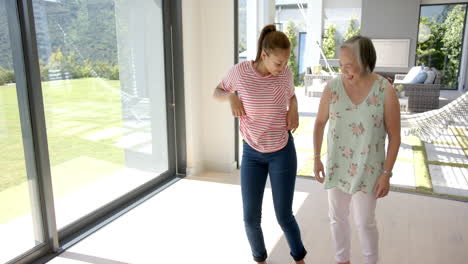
[295,260,305,264]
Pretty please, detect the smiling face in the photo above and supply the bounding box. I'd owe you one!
[261,48,290,76]
[339,47,363,83]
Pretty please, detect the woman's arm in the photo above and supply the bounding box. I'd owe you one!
[213,83,245,117]
[374,82,401,198]
[289,94,298,112]
[213,83,234,101]
[287,95,299,132]
[313,84,331,183]
[383,83,401,174]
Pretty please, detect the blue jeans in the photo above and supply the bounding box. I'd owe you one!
[241,134,307,262]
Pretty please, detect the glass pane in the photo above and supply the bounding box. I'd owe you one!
[417,4,467,89]
[0,0,45,262]
[32,0,168,229]
[323,7,362,60]
[239,0,246,61]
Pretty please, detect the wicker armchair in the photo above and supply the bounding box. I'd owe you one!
[394,72,442,113]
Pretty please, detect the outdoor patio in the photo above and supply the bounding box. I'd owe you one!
[293,86,468,201]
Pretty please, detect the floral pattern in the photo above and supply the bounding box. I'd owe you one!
[366,93,380,107]
[379,80,386,92]
[373,114,383,128]
[329,163,339,180]
[331,129,339,140]
[346,104,358,111]
[348,163,358,177]
[350,122,365,136]
[364,164,375,174]
[330,111,341,120]
[325,76,387,194]
[361,144,371,155]
[339,179,351,191]
[330,92,339,104]
[339,146,354,159]
[359,182,368,193]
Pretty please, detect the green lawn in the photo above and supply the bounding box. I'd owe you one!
[1,78,129,223]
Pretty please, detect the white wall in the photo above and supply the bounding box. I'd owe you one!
[182,0,202,175]
[183,0,236,174]
[361,0,422,72]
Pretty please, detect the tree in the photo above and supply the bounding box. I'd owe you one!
[285,20,301,86]
[0,66,14,85]
[323,25,337,59]
[441,5,466,89]
[239,38,247,53]
[0,6,13,71]
[416,17,444,68]
[40,0,118,66]
[343,18,361,42]
[417,5,466,89]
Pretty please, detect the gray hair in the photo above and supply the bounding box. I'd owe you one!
[340,36,376,75]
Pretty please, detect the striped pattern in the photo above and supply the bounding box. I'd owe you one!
[222,61,294,153]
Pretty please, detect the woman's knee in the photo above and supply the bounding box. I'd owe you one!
[328,203,350,224]
[354,214,377,230]
[276,212,296,229]
[243,212,262,228]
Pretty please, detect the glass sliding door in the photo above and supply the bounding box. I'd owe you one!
[417,4,467,89]
[0,0,46,262]
[31,0,170,229]
[1,0,183,262]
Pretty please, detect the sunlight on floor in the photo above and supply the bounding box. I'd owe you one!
[48,178,310,264]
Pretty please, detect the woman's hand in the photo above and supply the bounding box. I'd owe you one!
[313,158,325,183]
[228,93,245,117]
[287,109,299,133]
[374,173,391,198]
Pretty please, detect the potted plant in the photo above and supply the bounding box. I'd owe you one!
[395,84,405,98]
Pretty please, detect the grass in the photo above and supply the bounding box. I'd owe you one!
[0,78,130,223]
[295,116,327,176]
[408,136,434,193]
[451,127,468,158]
[294,115,468,201]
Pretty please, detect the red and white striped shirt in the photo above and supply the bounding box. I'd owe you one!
[222,60,295,153]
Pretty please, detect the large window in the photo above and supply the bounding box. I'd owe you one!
[322,8,361,60]
[1,0,184,262]
[238,0,247,61]
[0,0,45,262]
[417,4,467,90]
[32,0,170,229]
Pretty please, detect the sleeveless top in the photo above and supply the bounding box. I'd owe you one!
[324,75,388,194]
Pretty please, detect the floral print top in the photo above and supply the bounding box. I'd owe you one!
[324,75,388,194]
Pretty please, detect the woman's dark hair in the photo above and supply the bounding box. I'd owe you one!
[341,35,377,74]
[255,24,291,62]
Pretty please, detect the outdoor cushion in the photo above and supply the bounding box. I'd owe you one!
[424,70,436,84]
[402,66,423,83]
[411,71,427,84]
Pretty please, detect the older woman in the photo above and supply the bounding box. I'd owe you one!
[313,36,401,264]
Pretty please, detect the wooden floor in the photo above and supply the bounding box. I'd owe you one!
[48,171,468,264]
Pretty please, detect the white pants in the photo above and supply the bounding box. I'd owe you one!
[328,188,379,264]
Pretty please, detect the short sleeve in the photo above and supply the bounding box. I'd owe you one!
[221,63,242,92]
